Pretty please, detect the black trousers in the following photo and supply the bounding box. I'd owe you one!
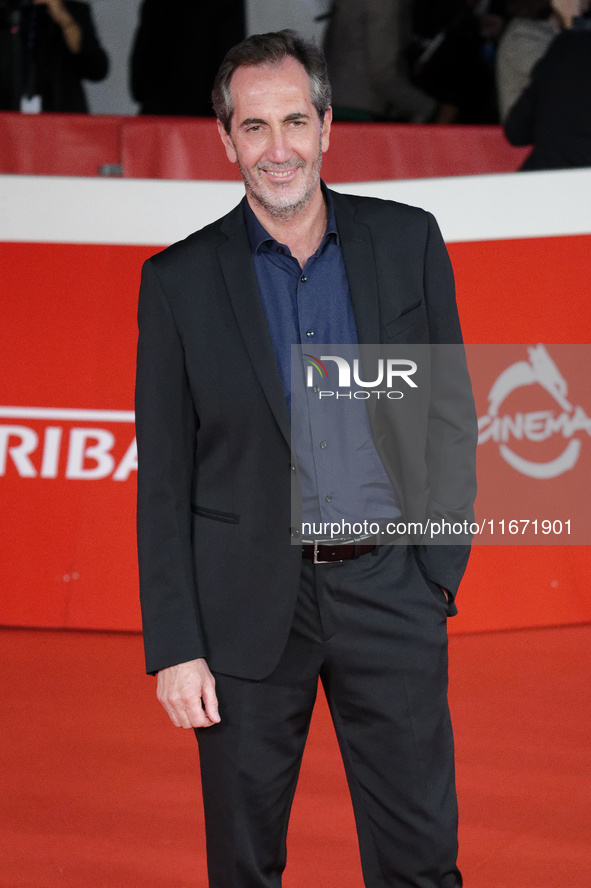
[196,545,462,888]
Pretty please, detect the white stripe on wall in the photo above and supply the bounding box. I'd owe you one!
[1,168,590,246]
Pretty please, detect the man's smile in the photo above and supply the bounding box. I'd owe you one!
[258,162,304,182]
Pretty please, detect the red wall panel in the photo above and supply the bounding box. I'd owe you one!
[0,112,121,177]
[1,197,589,635]
[0,243,154,630]
[0,112,529,181]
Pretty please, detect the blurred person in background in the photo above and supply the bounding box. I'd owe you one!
[504,0,591,169]
[496,0,560,122]
[323,0,457,122]
[130,0,245,116]
[411,0,509,124]
[0,0,108,112]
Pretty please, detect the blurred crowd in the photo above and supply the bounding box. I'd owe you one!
[0,0,590,169]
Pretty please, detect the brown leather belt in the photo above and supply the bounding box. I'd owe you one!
[301,538,377,564]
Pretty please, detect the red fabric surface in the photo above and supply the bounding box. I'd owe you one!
[120,117,241,181]
[322,123,530,182]
[1,626,589,887]
[0,112,530,180]
[0,112,121,176]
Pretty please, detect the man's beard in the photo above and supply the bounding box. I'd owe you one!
[237,142,323,220]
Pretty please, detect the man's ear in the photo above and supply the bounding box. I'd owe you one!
[217,119,237,164]
[321,106,333,154]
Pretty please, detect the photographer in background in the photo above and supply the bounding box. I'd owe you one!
[0,0,108,112]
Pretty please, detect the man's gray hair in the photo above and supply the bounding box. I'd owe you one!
[212,29,332,133]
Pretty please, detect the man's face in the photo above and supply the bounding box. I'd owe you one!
[218,56,332,219]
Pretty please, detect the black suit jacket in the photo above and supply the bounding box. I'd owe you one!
[135,189,477,678]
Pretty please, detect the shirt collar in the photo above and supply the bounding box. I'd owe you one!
[243,181,339,254]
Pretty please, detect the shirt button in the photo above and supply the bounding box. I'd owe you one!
[320,441,328,449]
[301,275,307,282]
[325,495,333,503]
[313,386,319,393]
[277,246,284,254]
[290,527,300,537]
[290,464,296,473]
[306,330,314,338]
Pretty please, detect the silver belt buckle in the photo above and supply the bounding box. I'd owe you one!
[313,540,344,564]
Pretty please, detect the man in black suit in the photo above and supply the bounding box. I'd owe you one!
[136,30,477,888]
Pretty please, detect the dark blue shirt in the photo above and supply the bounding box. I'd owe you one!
[244,188,401,534]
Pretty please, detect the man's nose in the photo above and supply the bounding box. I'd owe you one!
[266,128,291,162]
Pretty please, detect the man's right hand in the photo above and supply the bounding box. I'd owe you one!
[157,658,221,729]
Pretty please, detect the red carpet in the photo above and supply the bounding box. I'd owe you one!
[1,625,589,887]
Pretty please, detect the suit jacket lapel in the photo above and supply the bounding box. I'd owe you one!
[331,190,381,426]
[331,189,381,346]
[217,202,291,445]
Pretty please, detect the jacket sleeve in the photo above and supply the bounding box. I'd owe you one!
[67,1,109,82]
[504,80,536,147]
[135,257,207,675]
[417,213,478,601]
[129,0,158,104]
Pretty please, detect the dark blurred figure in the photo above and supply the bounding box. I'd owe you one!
[496,0,559,122]
[411,0,509,123]
[323,0,456,123]
[0,0,108,112]
[130,0,245,116]
[505,1,591,169]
